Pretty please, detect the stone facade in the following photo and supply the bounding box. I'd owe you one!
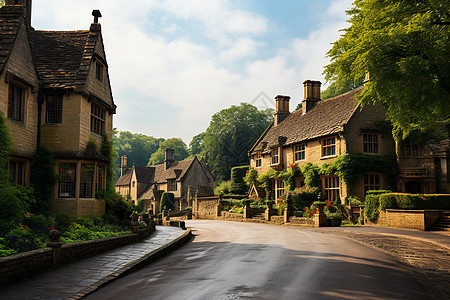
[116,149,215,214]
[249,82,395,202]
[0,3,116,217]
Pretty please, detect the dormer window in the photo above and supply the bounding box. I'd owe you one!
[271,148,279,165]
[95,61,103,82]
[322,137,336,157]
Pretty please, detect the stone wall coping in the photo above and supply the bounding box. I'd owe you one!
[60,233,136,249]
[385,209,444,213]
[0,248,52,262]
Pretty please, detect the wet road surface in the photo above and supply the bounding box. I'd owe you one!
[85,220,432,300]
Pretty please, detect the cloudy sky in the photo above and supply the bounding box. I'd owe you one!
[32,0,354,144]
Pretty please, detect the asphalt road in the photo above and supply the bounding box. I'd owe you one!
[85,220,431,300]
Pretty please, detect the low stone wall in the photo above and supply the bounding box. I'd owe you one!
[289,216,314,226]
[193,196,220,219]
[269,216,284,225]
[0,226,154,285]
[221,211,245,221]
[366,209,444,231]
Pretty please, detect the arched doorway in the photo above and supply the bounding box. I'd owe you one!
[405,181,422,194]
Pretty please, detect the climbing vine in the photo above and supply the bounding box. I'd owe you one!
[252,153,399,199]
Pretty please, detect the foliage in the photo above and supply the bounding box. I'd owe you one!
[379,193,450,210]
[243,168,258,186]
[101,133,121,209]
[280,164,302,191]
[30,147,58,215]
[0,112,12,182]
[0,183,35,235]
[230,165,249,195]
[324,0,450,139]
[321,77,364,100]
[329,154,398,187]
[300,163,321,188]
[214,180,232,195]
[115,131,164,167]
[55,212,72,231]
[202,102,273,181]
[290,187,319,212]
[160,192,175,211]
[148,138,189,166]
[256,168,280,197]
[60,220,131,244]
[347,196,362,205]
[364,194,380,222]
[189,132,205,158]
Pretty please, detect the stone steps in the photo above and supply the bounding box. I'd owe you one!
[252,213,265,220]
[430,213,450,231]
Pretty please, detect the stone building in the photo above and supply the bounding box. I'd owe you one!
[249,79,450,202]
[249,80,396,202]
[0,1,115,217]
[116,149,215,214]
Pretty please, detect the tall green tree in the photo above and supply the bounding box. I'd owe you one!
[189,132,205,157]
[148,138,189,166]
[324,0,450,139]
[321,77,364,100]
[202,103,273,181]
[115,131,163,167]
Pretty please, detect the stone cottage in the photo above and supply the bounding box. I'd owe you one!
[249,79,450,202]
[116,149,215,214]
[0,1,116,217]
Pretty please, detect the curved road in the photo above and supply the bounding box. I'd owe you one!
[86,220,431,300]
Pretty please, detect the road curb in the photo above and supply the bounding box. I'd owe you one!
[67,228,192,300]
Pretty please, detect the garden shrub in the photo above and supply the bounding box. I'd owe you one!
[215,180,232,195]
[55,211,72,231]
[364,194,380,222]
[347,196,362,205]
[230,165,249,195]
[30,147,58,216]
[418,194,450,209]
[160,192,175,211]
[243,168,258,186]
[0,183,35,234]
[379,194,397,210]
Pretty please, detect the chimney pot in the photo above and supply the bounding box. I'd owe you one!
[92,9,102,23]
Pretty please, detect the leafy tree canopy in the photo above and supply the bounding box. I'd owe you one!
[189,132,205,158]
[321,77,364,100]
[202,103,273,181]
[115,131,164,167]
[148,138,189,166]
[324,0,450,139]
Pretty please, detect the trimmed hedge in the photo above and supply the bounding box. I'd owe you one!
[230,165,249,195]
[379,193,450,210]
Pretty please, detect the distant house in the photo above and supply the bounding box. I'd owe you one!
[248,79,450,202]
[115,148,214,214]
[0,1,116,217]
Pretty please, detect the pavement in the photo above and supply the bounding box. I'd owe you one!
[0,225,191,300]
[0,222,448,300]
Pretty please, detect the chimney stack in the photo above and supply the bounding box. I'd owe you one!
[274,95,290,126]
[164,148,175,170]
[302,80,321,115]
[120,155,128,176]
[92,10,102,23]
[6,0,32,26]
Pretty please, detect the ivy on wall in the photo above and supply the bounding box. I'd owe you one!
[250,153,399,199]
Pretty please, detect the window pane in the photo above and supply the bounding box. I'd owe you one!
[80,164,94,198]
[46,95,62,123]
[59,163,76,198]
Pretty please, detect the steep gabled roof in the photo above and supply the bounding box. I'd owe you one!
[153,158,196,183]
[29,29,92,89]
[251,87,363,153]
[0,6,25,74]
[116,169,131,186]
[134,166,155,182]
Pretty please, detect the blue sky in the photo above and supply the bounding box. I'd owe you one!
[32,0,354,144]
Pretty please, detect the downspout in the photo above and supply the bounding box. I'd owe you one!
[339,132,347,154]
[36,93,43,148]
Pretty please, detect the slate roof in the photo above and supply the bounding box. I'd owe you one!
[0,6,24,74]
[114,158,197,187]
[251,87,363,153]
[29,27,99,89]
[116,169,131,186]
